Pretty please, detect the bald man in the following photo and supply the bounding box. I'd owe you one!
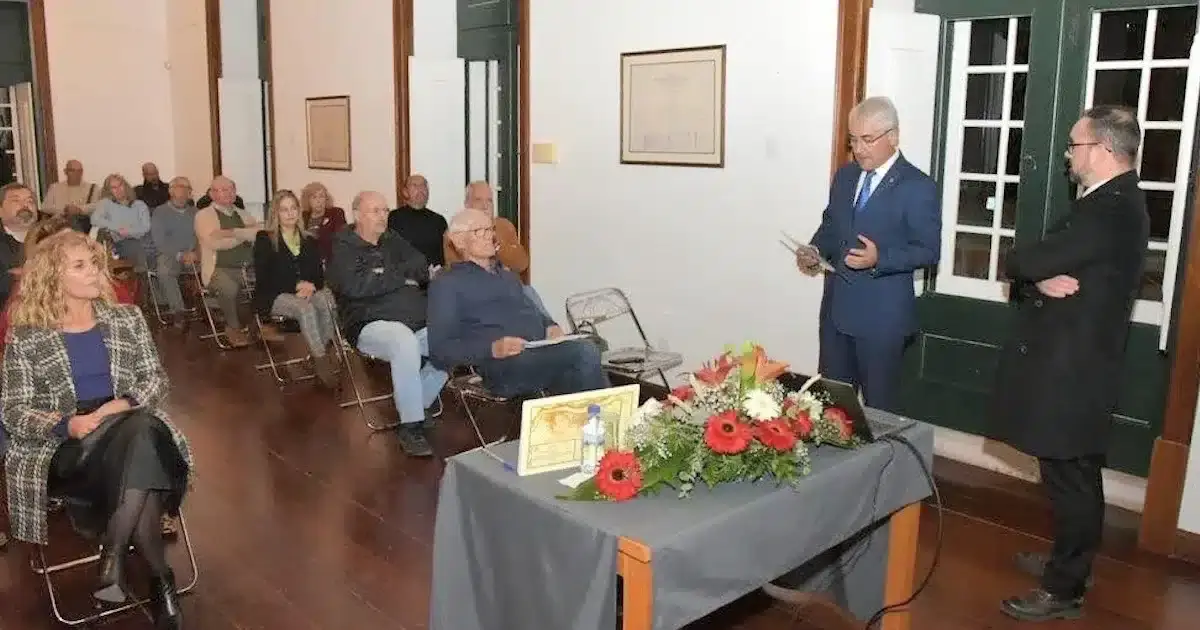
[327,190,448,457]
[429,208,607,397]
[388,174,447,266]
[135,161,170,210]
[443,181,529,279]
[194,175,260,347]
[43,159,99,228]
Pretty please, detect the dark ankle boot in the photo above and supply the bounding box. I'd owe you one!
[93,544,127,603]
[149,569,182,629]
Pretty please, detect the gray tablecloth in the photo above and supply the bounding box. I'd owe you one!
[431,412,934,630]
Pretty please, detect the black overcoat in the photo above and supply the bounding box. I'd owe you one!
[988,171,1148,459]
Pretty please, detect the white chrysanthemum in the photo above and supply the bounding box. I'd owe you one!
[742,388,781,421]
[631,398,664,428]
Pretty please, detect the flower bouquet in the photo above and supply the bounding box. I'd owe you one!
[561,343,861,502]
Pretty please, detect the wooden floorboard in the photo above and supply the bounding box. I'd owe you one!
[0,326,1197,629]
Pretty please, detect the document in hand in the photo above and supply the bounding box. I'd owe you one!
[780,231,836,272]
[524,334,590,349]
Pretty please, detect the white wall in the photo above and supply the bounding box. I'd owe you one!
[529,0,838,378]
[414,0,457,59]
[1177,389,1200,533]
[269,0,398,210]
[410,0,465,216]
[44,0,178,182]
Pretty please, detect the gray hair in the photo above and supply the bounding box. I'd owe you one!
[351,190,385,214]
[850,96,900,130]
[448,207,491,233]
[1084,105,1140,163]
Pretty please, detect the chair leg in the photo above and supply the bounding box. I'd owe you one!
[31,513,199,627]
[145,272,169,326]
[658,369,671,390]
[336,345,399,431]
[198,300,232,350]
[459,390,500,447]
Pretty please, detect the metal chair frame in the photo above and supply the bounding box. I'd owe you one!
[30,512,199,627]
[564,287,683,390]
[144,264,200,327]
[190,265,252,349]
[445,368,512,448]
[239,268,316,385]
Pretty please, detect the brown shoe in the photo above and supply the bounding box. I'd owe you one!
[224,328,251,348]
[313,354,338,389]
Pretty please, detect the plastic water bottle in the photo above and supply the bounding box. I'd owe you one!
[580,404,606,475]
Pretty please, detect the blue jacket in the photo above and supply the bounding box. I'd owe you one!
[810,154,941,339]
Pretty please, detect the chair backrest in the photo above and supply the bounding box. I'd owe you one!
[564,288,654,349]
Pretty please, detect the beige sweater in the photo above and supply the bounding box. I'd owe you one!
[194,205,261,285]
[42,181,99,215]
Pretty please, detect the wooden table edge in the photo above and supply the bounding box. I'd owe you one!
[615,501,922,630]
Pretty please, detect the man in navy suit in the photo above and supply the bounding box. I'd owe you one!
[796,96,941,412]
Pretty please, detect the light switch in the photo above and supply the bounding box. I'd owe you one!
[532,143,557,164]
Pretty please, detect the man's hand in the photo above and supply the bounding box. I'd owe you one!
[844,235,878,270]
[64,204,82,216]
[794,247,823,277]
[67,413,103,439]
[295,281,316,299]
[491,336,526,359]
[546,325,564,340]
[1035,274,1080,298]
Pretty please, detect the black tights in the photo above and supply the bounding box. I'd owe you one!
[105,488,169,576]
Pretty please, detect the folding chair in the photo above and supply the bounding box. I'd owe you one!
[190,265,252,349]
[564,287,683,389]
[239,268,316,385]
[444,368,514,448]
[30,506,199,627]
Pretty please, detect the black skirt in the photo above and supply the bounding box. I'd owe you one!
[48,399,189,538]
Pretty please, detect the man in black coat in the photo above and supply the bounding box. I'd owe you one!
[991,106,1149,622]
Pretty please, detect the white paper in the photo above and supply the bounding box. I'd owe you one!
[524,334,590,349]
[559,471,592,489]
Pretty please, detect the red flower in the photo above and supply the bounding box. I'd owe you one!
[704,410,753,454]
[792,411,813,439]
[824,407,854,440]
[670,385,695,402]
[695,354,735,386]
[595,451,643,502]
[755,419,798,452]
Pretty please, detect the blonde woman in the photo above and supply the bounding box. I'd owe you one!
[92,173,152,272]
[299,182,346,262]
[254,190,340,387]
[2,230,191,627]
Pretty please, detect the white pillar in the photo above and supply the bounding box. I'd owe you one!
[217,0,268,217]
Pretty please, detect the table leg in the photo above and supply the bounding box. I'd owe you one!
[617,537,653,630]
[882,502,922,630]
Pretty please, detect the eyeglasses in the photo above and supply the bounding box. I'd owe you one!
[452,226,495,237]
[848,128,894,147]
[1066,141,1100,151]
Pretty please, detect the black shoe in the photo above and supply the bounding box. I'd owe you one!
[149,569,182,629]
[1014,552,1094,588]
[93,544,127,603]
[1000,588,1083,621]
[397,425,433,457]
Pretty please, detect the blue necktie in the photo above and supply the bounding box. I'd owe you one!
[855,170,876,212]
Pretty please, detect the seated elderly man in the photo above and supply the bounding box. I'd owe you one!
[328,190,448,457]
[428,208,609,397]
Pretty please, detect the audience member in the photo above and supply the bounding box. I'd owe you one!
[135,162,170,211]
[0,181,36,305]
[443,181,529,277]
[388,174,447,267]
[151,177,198,328]
[328,191,447,457]
[92,173,153,272]
[196,188,245,210]
[2,229,191,627]
[42,159,98,232]
[254,190,340,387]
[195,176,260,347]
[429,208,608,397]
[299,181,346,263]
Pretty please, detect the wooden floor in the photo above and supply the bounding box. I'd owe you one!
[1,326,1199,629]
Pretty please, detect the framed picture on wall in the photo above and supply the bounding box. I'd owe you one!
[619,45,727,167]
[305,95,352,171]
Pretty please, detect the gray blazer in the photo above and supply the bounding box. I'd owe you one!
[2,302,193,544]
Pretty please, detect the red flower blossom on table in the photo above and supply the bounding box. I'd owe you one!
[670,384,695,402]
[704,410,753,454]
[755,419,798,452]
[739,345,790,384]
[595,450,644,502]
[824,407,854,440]
[695,353,735,386]
[791,411,813,439]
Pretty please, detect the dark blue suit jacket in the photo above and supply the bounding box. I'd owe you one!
[810,154,941,339]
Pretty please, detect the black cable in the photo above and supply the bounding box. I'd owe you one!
[862,433,944,629]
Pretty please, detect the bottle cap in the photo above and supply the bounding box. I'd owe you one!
[588,404,600,414]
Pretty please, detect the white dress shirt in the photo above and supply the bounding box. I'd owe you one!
[853,150,901,203]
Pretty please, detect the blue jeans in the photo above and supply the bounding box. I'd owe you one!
[480,339,609,398]
[356,322,449,425]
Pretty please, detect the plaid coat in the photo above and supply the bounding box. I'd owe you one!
[2,302,193,544]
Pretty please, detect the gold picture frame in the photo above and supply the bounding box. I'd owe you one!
[516,384,642,477]
[305,95,352,171]
[619,44,727,168]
